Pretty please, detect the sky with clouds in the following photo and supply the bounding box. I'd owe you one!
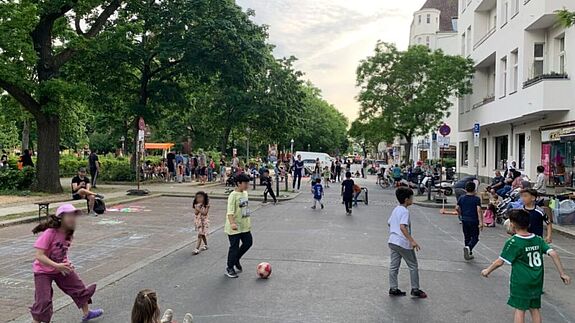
[235,0,427,121]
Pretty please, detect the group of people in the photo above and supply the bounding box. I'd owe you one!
[387,181,571,323]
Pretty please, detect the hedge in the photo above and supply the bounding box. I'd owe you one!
[0,166,35,191]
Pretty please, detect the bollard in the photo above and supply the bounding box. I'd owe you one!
[276,173,280,197]
[253,175,257,190]
[285,173,289,192]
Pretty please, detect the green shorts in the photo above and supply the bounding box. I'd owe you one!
[507,296,541,310]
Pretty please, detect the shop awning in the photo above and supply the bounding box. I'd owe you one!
[144,143,174,150]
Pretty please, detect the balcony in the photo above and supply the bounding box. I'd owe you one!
[473,26,496,50]
[523,73,569,89]
[472,95,495,109]
[524,0,574,31]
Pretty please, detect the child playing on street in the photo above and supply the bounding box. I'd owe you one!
[322,166,331,188]
[311,178,324,210]
[388,187,427,298]
[481,209,570,323]
[483,203,496,227]
[341,172,355,215]
[261,170,277,204]
[521,188,552,243]
[456,181,483,260]
[30,204,103,323]
[193,191,210,255]
[131,289,193,323]
[225,173,253,278]
[353,183,362,207]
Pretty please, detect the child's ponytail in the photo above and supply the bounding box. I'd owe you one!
[131,289,160,323]
[32,215,61,235]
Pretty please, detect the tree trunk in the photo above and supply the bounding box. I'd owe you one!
[34,114,63,193]
[21,119,30,150]
[220,126,232,155]
[404,137,413,164]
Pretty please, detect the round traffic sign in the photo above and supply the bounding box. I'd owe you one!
[439,124,451,136]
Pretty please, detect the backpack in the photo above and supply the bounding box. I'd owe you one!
[93,198,106,215]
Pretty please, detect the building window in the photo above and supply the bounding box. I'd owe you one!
[426,36,430,47]
[460,141,469,166]
[511,49,518,92]
[461,33,466,55]
[512,0,519,16]
[418,37,422,44]
[517,133,526,170]
[426,14,431,24]
[502,1,509,25]
[466,26,472,55]
[533,43,545,77]
[418,15,422,24]
[558,36,566,74]
[495,136,508,170]
[500,56,508,97]
[482,138,487,167]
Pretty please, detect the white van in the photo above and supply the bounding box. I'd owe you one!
[294,151,333,173]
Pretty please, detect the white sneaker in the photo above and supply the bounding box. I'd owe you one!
[192,249,200,255]
[201,245,208,251]
[161,309,173,323]
[463,246,471,260]
[183,313,194,323]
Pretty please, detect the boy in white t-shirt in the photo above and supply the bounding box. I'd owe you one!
[388,187,427,298]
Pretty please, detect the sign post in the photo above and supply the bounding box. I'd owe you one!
[137,118,145,192]
[473,123,480,178]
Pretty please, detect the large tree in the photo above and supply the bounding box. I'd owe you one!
[0,0,123,192]
[355,42,474,162]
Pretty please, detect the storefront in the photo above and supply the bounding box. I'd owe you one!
[541,124,575,187]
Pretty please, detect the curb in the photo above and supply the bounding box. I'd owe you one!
[413,201,456,209]
[553,226,575,239]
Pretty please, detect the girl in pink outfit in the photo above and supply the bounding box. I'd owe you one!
[483,203,496,227]
[30,204,103,323]
[192,191,210,255]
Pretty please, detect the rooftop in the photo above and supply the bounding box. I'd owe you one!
[420,0,458,32]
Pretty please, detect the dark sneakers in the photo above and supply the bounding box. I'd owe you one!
[389,288,407,296]
[225,267,238,278]
[411,289,427,298]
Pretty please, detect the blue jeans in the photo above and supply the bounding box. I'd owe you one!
[497,185,511,197]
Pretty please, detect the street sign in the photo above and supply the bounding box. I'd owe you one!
[138,129,145,141]
[432,133,437,141]
[439,124,451,136]
[473,123,480,134]
[473,123,480,147]
[438,136,450,147]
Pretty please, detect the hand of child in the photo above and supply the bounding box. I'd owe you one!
[55,262,73,275]
[480,269,490,277]
[231,223,238,231]
[545,236,552,244]
[479,223,484,231]
[560,274,571,285]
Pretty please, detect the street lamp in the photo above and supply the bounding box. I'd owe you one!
[308,143,311,151]
[290,139,294,155]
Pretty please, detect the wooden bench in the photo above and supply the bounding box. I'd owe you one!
[34,199,89,222]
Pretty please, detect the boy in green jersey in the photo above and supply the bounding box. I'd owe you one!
[225,173,253,278]
[481,209,571,323]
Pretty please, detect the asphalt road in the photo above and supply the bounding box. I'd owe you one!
[35,178,575,322]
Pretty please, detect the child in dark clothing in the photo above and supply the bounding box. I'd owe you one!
[341,172,354,215]
[521,189,552,243]
[261,170,277,204]
[311,178,324,210]
[456,181,484,260]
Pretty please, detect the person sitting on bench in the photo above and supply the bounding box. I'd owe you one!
[71,167,103,216]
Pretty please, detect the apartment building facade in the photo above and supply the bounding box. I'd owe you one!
[457,0,575,185]
[407,0,459,163]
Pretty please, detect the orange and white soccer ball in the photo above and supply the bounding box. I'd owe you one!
[257,262,272,279]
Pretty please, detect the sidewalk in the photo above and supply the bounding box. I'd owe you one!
[413,193,575,238]
[0,178,298,227]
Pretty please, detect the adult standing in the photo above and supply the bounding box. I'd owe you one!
[231,154,239,174]
[292,154,304,192]
[198,151,207,184]
[22,149,34,168]
[330,161,336,182]
[335,160,342,182]
[166,150,176,182]
[362,160,368,178]
[88,151,100,188]
[220,155,227,184]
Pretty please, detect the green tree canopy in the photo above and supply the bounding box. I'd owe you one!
[355,42,474,161]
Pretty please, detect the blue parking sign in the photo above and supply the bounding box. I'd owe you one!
[473,123,480,134]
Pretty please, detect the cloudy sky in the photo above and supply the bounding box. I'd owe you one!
[236,0,426,121]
